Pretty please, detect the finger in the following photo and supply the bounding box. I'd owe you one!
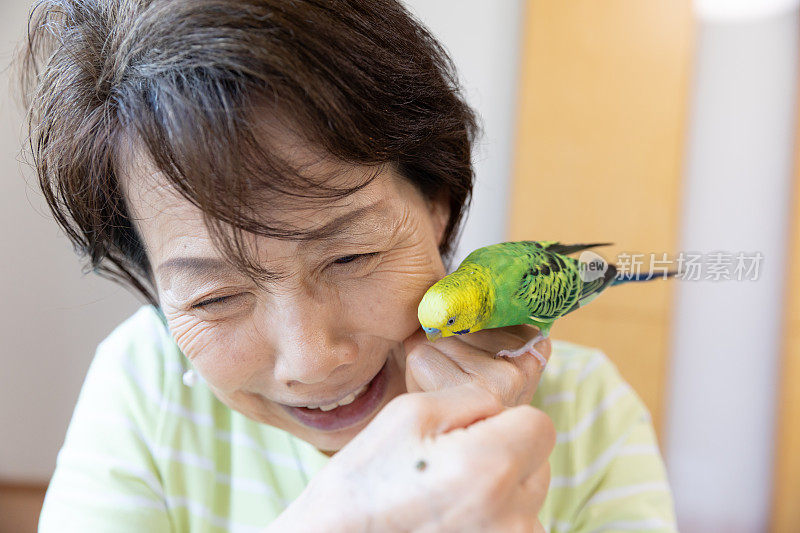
[430,336,551,406]
[455,325,552,370]
[405,336,523,407]
[522,461,551,513]
[405,343,468,393]
[451,324,536,354]
[402,327,429,355]
[466,406,556,482]
[418,382,505,434]
[423,347,528,407]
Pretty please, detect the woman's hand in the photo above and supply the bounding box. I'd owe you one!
[404,325,552,407]
[268,383,555,532]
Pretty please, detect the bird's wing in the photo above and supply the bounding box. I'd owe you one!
[513,250,583,321]
[560,261,619,315]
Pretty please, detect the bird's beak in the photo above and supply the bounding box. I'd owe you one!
[422,326,441,341]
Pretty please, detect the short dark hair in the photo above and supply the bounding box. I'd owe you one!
[19,0,479,306]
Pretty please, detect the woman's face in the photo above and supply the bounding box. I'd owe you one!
[122,152,449,452]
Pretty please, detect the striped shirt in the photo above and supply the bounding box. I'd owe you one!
[39,306,677,532]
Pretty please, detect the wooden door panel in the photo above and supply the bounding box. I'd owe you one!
[509,0,694,436]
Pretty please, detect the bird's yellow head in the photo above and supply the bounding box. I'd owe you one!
[417,266,494,341]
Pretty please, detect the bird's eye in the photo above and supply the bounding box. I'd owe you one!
[446,317,455,326]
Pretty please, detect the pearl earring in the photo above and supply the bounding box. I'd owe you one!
[182,369,199,387]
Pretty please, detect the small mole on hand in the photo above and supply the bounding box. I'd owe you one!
[415,459,427,471]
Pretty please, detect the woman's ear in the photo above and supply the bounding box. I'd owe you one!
[428,193,450,247]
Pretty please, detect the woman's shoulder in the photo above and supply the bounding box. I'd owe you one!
[532,340,676,531]
[91,304,185,386]
[532,338,648,437]
[532,337,653,465]
[77,305,191,430]
[534,339,634,404]
[97,304,174,357]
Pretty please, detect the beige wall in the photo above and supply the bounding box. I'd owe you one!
[0,0,141,482]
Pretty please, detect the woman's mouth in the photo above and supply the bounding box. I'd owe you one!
[281,361,388,431]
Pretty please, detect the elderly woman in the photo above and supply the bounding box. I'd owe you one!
[20,0,676,531]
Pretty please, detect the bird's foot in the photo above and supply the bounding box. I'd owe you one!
[496,333,548,368]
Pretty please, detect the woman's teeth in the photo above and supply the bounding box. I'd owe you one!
[306,383,370,411]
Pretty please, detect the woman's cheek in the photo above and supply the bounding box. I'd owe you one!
[350,260,444,341]
[164,311,231,378]
[165,312,219,359]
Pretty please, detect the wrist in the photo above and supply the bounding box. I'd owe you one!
[265,479,362,533]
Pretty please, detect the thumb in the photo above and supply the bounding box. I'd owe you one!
[403,327,430,393]
[416,381,505,435]
[402,327,428,356]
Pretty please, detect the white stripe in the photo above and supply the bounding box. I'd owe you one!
[151,445,287,503]
[86,408,305,486]
[152,446,216,470]
[81,413,158,461]
[58,450,165,499]
[542,391,575,405]
[619,444,660,456]
[166,359,187,375]
[545,359,585,376]
[549,517,674,533]
[585,481,671,507]
[216,430,307,471]
[166,496,264,533]
[88,405,304,478]
[215,473,288,502]
[80,412,156,456]
[556,384,630,443]
[83,412,139,431]
[56,489,166,512]
[120,357,306,475]
[550,519,573,532]
[121,357,214,426]
[576,355,606,384]
[84,414,289,502]
[551,432,665,489]
[550,431,630,488]
[589,518,675,531]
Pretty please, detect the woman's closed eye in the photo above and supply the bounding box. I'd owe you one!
[191,293,243,310]
[330,252,379,267]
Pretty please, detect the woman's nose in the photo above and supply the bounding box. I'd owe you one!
[271,293,357,386]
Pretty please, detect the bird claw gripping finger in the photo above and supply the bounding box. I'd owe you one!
[496,333,548,368]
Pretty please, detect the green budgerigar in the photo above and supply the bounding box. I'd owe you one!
[417,240,677,364]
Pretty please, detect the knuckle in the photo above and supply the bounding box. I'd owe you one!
[504,405,555,446]
[520,404,553,428]
[405,345,435,370]
[507,365,526,392]
[508,518,537,533]
[541,460,551,483]
[465,381,504,410]
[539,337,553,356]
[386,392,430,422]
[535,410,557,450]
[478,454,517,501]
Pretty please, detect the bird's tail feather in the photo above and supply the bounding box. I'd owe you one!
[541,241,614,256]
[610,269,681,286]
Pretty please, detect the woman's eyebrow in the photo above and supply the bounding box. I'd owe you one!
[304,202,388,239]
[156,203,391,280]
[156,257,233,279]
